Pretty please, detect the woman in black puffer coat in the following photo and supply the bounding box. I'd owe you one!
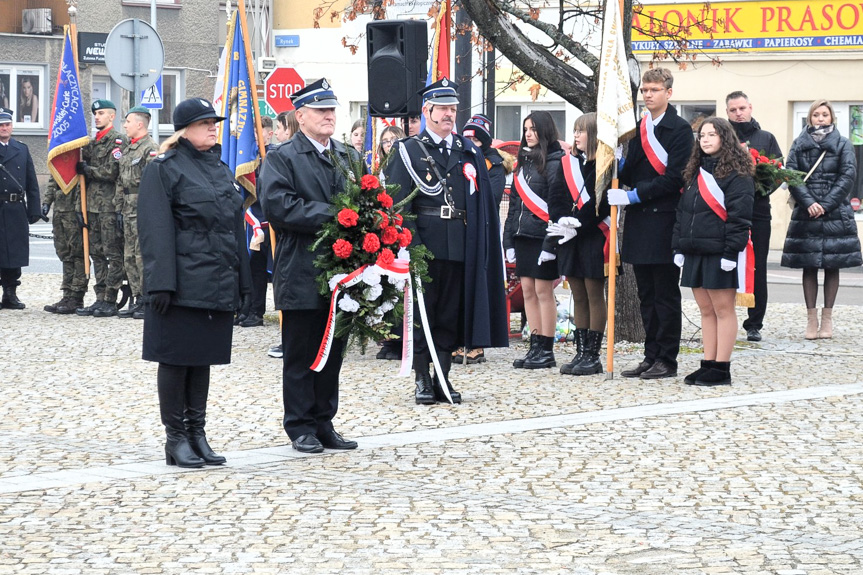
[673,117,754,387]
[503,111,564,369]
[781,100,862,340]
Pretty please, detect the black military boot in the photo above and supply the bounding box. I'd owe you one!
[560,328,587,375]
[44,296,70,314]
[414,354,435,405]
[76,298,102,316]
[157,364,205,468]
[93,292,119,317]
[57,295,85,315]
[184,366,226,465]
[571,330,603,375]
[433,350,462,404]
[131,296,145,320]
[523,335,556,369]
[117,295,136,318]
[513,332,539,368]
[1,286,25,310]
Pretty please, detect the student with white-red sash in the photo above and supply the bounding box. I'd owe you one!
[672,117,754,386]
[503,111,565,369]
[608,67,694,380]
[546,112,613,376]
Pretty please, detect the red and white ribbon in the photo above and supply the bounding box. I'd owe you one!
[513,169,549,222]
[244,208,266,251]
[463,163,477,196]
[696,168,727,221]
[310,265,368,372]
[561,153,588,209]
[413,276,453,403]
[737,233,755,299]
[640,112,668,176]
[598,216,619,264]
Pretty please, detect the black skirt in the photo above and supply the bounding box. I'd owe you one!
[514,236,559,280]
[680,254,738,290]
[142,304,235,366]
[557,226,607,279]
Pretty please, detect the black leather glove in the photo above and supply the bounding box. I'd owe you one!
[76,212,87,229]
[28,214,41,224]
[75,161,90,176]
[150,291,172,315]
[41,204,50,217]
[238,292,251,315]
[116,212,124,234]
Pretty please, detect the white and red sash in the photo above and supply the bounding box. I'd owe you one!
[696,168,755,307]
[561,154,589,209]
[513,169,549,222]
[244,208,266,251]
[640,112,668,176]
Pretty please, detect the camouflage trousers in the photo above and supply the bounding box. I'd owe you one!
[52,212,88,298]
[87,211,125,301]
[122,194,142,297]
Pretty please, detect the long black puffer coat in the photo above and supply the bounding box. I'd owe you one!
[502,141,565,248]
[781,126,862,270]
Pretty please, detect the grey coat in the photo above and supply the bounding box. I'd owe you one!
[781,126,862,269]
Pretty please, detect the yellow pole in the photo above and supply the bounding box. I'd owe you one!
[67,12,90,277]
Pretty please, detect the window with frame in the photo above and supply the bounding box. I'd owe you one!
[122,0,181,6]
[0,64,48,132]
[495,104,567,142]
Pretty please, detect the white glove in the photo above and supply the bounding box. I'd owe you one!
[505,248,516,263]
[547,222,578,244]
[607,188,631,206]
[557,216,581,229]
[674,253,685,268]
[537,250,557,265]
[720,258,737,272]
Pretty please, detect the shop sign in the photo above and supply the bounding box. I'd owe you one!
[632,0,863,53]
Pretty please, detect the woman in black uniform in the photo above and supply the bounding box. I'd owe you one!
[503,111,564,369]
[547,113,612,376]
[139,98,251,467]
[673,117,754,386]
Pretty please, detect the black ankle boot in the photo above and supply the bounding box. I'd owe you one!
[560,328,587,374]
[514,332,539,368]
[158,364,205,468]
[1,286,25,310]
[571,330,603,375]
[693,361,732,386]
[523,335,556,369]
[433,351,462,404]
[684,360,715,385]
[414,355,435,405]
[185,366,226,465]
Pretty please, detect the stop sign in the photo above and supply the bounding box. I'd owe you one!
[265,68,305,113]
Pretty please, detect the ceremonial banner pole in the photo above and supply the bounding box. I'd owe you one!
[595,0,636,380]
[69,5,90,276]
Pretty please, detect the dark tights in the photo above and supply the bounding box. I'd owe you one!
[802,267,840,309]
[569,276,607,332]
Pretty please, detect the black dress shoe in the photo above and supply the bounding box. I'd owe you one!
[291,433,324,453]
[319,430,358,450]
[640,360,677,379]
[746,328,762,342]
[239,313,264,327]
[620,360,653,378]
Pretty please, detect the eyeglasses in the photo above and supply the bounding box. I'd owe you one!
[381,138,397,145]
[698,132,718,140]
[573,130,584,136]
[640,87,666,95]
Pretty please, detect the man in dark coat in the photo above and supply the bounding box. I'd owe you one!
[609,68,694,380]
[726,91,782,342]
[0,107,41,309]
[260,79,360,454]
[385,79,509,405]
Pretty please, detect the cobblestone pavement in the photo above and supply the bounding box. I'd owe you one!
[2,274,863,574]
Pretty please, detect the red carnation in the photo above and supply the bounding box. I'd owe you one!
[377,191,394,208]
[361,174,380,190]
[377,248,395,266]
[749,148,760,158]
[332,239,353,259]
[393,213,404,226]
[376,210,390,229]
[381,226,399,245]
[758,155,769,163]
[398,228,412,248]
[337,208,359,228]
[362,232,381,253]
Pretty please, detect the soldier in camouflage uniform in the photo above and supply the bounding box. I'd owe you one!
[115,106,158,319]
[42,178,88,314]
[75,99,126,317]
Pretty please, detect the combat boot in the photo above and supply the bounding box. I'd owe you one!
[523,335,556,369]
[44,296,70,314]
[76,298,102,316]
[131,297,145,320]
[158,364,205,468]
[432,350,462,404]
[513,332,540,368]
[560,328,587,374]
[571,330,603,375]
[414,354,436,405]
[57,296,84,315]
[184,366,226,465]
[93,298,118,317]
[117,296,136,318]
[1,286,25,310]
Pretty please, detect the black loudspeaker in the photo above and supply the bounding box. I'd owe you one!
[367,20,428,117]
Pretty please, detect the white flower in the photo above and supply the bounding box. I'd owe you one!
[393,279,406,291]
[397,247,411,261]
[378,300,394,314]
[362,267,381,286]
[364,284,383,301]
[328,273,348,291]
[338,294,360,313]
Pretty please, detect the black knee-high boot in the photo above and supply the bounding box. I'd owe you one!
[157,363,205,468]
[185,366,226,465]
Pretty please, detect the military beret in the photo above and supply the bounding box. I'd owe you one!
[126,106,151,118]
[91,99,116,112]
[172,98,225,131]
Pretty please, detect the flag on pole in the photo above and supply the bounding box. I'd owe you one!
[364,113,375,171]
[219,5,262,202]
[47,26,90,194]
[595,0,636,203]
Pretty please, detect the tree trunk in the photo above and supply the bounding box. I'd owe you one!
[613,213,645,343]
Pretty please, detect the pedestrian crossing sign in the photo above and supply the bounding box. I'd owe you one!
[140,77,163,110]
